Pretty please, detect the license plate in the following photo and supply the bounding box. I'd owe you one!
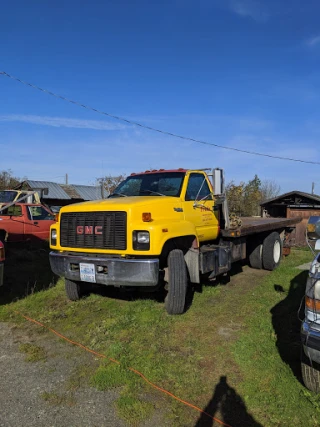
[79,263,96,283]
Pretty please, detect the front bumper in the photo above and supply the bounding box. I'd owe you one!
[0,263,3,286]
[49,251,159,288]
[301,321,320,364]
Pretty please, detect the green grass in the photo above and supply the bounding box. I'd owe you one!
[116,394,155,426]
[1,248,318,426]
[231,249,320,426]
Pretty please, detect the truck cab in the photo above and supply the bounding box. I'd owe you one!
[0,203,56,243]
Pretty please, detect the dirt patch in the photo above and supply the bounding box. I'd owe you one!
[0,322,125,427]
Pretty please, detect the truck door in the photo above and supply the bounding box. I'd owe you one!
[183,173,219,242]
[0,205,25,242]
[25,206,55,241]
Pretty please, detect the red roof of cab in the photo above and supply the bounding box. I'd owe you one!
[130,168,187,176]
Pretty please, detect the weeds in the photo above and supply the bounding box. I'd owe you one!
[40,391,75,407]
[19,343,46,362]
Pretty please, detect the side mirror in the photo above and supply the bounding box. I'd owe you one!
[213,168,224,196]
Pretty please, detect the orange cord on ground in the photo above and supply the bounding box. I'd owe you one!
[15,311,231,427]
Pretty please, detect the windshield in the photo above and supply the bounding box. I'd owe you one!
[110,172,185,197]
[0,191,18,203]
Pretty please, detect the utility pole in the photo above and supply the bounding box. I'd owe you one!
[65,173,68,185]
[312,182,315,195]
[100,178,105,199]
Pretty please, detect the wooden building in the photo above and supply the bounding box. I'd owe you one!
[260,191,320,246]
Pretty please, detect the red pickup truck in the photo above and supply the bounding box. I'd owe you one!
[0,204,56,243]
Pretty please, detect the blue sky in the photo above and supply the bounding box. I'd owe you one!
[1,0,320,193]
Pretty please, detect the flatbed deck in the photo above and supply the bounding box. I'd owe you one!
[221,217,301,238]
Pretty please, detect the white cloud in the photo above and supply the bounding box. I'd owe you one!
[0,114,126,131]
[306,35,320,48]
[226,0,269,22]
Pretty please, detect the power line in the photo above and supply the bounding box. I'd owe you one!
[1,70,319,165]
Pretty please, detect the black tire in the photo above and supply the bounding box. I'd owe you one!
[65,278,84,301]
[165,249,188,315]
[301,350,320,393]
[248,240,263,269]
[262,232,282,271]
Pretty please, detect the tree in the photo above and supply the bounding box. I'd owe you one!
[225,181,245,216]
[226,175,281,217]
[243,175,261,216]
[0,169,23,191]
[97,174,126,195]
[260,179,281,203]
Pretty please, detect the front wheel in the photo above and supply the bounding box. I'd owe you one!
[301,350,320,393]
[65,278,85,301]
[165,249,188,315]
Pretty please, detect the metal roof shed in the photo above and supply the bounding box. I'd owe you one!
[15,180,107,207]
[261,191,320,245]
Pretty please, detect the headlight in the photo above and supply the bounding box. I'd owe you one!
[305,277,320,318]
[137,232,150,244]
[51,229,57,246]
[133,231,150,250]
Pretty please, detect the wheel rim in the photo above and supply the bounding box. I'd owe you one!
[273,241,281,263]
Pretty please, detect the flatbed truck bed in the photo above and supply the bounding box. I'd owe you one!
[221,217,301,237]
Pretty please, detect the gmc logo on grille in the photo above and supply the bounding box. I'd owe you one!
[76,226,103,235]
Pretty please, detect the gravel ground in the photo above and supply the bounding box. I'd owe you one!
[0,322,126,427]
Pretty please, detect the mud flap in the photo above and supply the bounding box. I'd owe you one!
[184,248,200,284]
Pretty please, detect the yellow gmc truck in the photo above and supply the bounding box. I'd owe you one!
[49,168,300,314]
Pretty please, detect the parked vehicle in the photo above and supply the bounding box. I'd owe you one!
[49,168,300,314]
[0,240,4,286]
[0,190,41,205]
[0,203,56,243]
[301,216,320,392]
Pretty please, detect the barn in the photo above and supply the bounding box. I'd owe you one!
[260,191,320,246]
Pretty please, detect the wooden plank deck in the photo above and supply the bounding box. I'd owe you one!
[221,216,302,237]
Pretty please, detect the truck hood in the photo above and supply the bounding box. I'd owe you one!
[60,196,182,212]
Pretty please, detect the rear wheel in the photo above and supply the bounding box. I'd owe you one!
[165,249,188,315]
[301,350,320,393]
[262,232,282,271]
[248,240,263,269]
[65,278,85,301]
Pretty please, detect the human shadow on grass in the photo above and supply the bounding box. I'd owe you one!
[270,270,308,383]
[195,375,262,427]
[0,244,58,305]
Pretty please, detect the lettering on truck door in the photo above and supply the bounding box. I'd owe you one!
[183,173,219,241]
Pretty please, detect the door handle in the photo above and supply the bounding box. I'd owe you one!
[34,221,38,225]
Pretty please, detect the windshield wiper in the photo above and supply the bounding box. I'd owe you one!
[140,190,165,196]
[109,192,128,198]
